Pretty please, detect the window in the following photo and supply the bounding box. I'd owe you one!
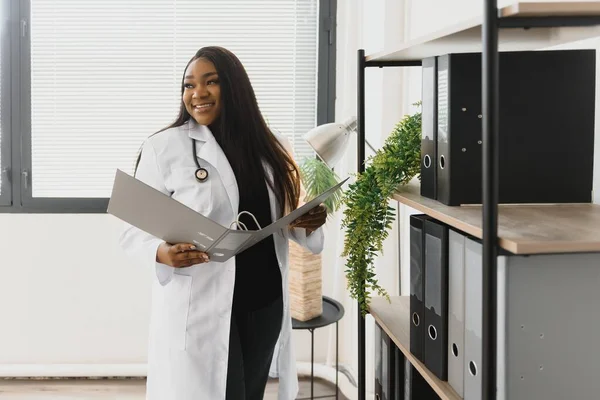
[1,0,336,212]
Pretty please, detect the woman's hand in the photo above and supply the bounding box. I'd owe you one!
[290,204,327,235]
[156,242,210,268]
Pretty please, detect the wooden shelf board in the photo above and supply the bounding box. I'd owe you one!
[366,1,600,62]
[502,1,600,17]
[369,296,462,400]
[394,182,600,254]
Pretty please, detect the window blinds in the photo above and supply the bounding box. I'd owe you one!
[0,68,2,197]
[0,40,4,200]
[30,0,318,198]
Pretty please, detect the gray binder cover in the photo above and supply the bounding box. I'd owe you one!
[448,230,465,397]
[464,238,482,400]
[107,169,347,262]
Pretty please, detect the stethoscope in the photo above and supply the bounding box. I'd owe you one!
[191,138,262,231]
[192,139,209,182]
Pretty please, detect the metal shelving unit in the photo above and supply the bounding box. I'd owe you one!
[355,2,600,399]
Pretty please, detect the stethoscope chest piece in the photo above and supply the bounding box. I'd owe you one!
[191,138,209,182]
[195,168,209,182]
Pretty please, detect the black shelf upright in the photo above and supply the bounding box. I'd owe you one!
[355,1,600,400]
[356,50,421,400]
[481,1,499,399]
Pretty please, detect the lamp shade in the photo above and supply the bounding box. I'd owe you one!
[303,116,357,168]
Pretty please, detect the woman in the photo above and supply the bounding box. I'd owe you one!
[119,46,327,400]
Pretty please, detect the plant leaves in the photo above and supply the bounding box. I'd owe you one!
[298,157,343,213]
[341,105,422,316]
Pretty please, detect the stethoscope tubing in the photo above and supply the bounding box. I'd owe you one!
[191,138,261,232]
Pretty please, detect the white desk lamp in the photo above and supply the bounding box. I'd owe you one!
[303,116,379,169]
[303,116,358,168]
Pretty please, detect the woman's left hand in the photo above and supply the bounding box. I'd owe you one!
[290,204,327,234]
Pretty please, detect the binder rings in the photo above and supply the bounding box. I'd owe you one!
[107,169,346,262]
[464,238,482,400]
[448,230,466,397]
[435,49,595,206]
[424,218,449,380]
[420,56,437,200]
[409,214,431,363]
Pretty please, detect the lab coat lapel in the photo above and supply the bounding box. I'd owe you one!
[187,120,239,216]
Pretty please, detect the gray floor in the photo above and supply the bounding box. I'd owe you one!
[0,377,347,399]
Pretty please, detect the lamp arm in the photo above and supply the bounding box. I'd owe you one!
[364,139,376,153]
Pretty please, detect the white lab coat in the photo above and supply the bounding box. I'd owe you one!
[119,119,324,400]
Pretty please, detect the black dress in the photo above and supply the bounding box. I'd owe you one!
[231,162,282,312]
[215,132,284,399]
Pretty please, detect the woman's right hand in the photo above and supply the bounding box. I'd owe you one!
[156,242,210,268]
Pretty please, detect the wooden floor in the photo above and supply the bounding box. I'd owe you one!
[0,377,347,399]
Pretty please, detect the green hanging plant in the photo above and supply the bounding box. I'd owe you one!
[341,104,422,316]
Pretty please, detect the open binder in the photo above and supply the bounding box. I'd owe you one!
[107,169,347,262]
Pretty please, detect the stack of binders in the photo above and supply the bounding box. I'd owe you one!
[410,213,486,400]
[446,229,484,399]
[410,47,597,400]
[375,322,396,399]
[419,49,595,206]
[447,229,486,399]
[409,214,449,382]
[375,323,440,399]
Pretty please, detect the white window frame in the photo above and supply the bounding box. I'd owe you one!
[1,0,336,213]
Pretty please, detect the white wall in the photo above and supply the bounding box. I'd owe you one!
[0,212,334,375]
[0,214,150,373]
[320,1,415,397]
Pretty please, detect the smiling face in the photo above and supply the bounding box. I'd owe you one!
[183,58,222,126]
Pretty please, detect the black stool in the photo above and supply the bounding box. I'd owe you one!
[292,296,345,400]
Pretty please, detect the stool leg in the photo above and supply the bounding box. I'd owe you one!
[336,321,339,400]
[311,328,314,399]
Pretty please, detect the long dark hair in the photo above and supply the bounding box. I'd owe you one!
[136,46,300,214]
